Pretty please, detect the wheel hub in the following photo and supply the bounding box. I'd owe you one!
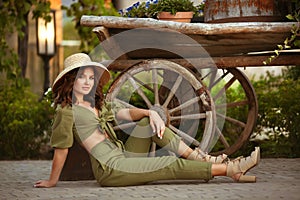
[150,105,170,126]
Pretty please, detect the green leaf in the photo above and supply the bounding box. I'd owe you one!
[286,14,295,21]
[294,40,300,47]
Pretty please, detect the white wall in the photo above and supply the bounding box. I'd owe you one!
[239,66,284,81]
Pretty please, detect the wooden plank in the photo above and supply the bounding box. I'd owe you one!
[84,16,295,57]
[94,27,291,57]
[101,54,300,71]
[81,16,299,66]
[115,32,288,57]
[81,16,295,35]
[187,33,289,56]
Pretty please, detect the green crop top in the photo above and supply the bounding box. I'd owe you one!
[50,101,124,149]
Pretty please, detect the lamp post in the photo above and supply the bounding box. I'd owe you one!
[36,10,56,94]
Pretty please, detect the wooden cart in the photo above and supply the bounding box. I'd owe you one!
[60,16,300,180]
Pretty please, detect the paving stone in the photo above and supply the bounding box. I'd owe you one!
[0,159,299,200]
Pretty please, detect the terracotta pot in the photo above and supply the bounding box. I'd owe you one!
[204,0,292,23]
[157,11,194,23]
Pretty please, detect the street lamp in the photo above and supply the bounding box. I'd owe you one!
[36,10,56,94]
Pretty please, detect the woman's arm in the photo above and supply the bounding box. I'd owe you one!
[34,148,69,188]
[116,108,165,139]
[116,108,149,121]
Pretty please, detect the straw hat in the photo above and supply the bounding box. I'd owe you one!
[52,53,110,90]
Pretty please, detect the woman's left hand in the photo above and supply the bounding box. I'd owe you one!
[149,110,165,139]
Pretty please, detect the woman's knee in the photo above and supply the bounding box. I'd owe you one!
[136,117,150,126]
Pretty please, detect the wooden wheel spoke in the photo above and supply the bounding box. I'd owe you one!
[127,74,153,108]
[224,76,237,91]
[209,70,230,90]
[214,76,237,101]
[217,113,246,128]
[162,75,183,108]
[215,100,249,109]
[152,69,159,105]
[216,127,230,148]
[169,96,200,114]
[186,121,199,136]
[169,124,200,146]
[170,113,206,121]
[200,69,218,90]
[133,77,154,93]
[208,70,218,90]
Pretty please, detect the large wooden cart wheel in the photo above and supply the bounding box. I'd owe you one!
[106,59,217,154]
[196,68,258,156]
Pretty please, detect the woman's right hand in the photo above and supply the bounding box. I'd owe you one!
[149,110,166,139]
[34,180,57,188]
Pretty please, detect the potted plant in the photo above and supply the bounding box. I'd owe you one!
[119,0,204,23]
[153,0,197,22]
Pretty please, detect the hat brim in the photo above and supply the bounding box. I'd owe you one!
[52,61,110,90]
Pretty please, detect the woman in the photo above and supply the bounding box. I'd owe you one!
[34,53,260,188]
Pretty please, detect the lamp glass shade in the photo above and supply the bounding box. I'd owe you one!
[37,11,56,56]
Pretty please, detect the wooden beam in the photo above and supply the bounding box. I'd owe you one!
[101,54,300,71]
[81,16,295,35]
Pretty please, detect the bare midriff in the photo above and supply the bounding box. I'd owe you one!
[81,128,109,153]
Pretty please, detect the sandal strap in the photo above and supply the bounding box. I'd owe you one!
[204,154,225,163]
[194,148,228,163]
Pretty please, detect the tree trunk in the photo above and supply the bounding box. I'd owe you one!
[18,12,29,78]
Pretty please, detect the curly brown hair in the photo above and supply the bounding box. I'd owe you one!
[52,66,104,110]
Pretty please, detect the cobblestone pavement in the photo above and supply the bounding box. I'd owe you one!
[0,158,299,200]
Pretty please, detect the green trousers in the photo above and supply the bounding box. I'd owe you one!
[90,118,212,186]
